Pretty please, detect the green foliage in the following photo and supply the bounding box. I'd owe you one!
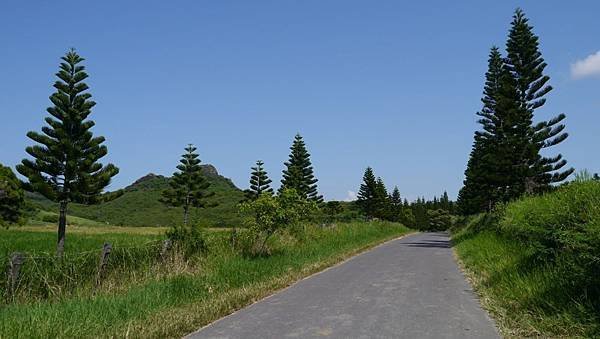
[453,181,600,336]
[426,209,452,231]
[165,225,207,258]
[161,144,215,226]
[357,167,378,218]
[279,134,323,203]
[17,49,119,204]
[28,169,244,227]
[244,160,273,201]
[0,165,25,226]
[238,189,316,256]
[16,49,118,255]
[459,9,573,214]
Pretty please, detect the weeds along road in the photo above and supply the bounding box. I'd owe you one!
[187,232,499,339]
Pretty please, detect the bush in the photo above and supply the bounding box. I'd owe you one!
[238,189,316,256]
[460,181,600,314]
[0,165,25,227]
[165,225,207,258]
[427,209,453,231]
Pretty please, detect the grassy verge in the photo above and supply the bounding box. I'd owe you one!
[0,221,410,338]
[453,182,600,338]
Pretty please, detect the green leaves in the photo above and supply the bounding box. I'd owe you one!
[17,49,119,205]
[244,160,273,201]
[161,144,215,225]
[280,134,323,203]
[0,165,25,227]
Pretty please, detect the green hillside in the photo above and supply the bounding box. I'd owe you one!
[28,165,245,227]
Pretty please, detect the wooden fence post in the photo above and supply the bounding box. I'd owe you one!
[96,243,112,287]
[7,252,25,300]
[160,239,172,260]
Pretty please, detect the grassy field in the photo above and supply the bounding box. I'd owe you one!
[0,221,410,338]
[452,181,600,337]
[1,225,166,257]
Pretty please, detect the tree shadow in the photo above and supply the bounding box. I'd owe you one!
[403,239,451,248]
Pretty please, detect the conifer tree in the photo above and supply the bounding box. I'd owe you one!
[0,165,25,226]
[390,186,402,207]
[373,177,391,219]
[279,134,323,202]
[244,160,273,201]
[458,47,505,214]
[17,49,118,256]
[161,144,215,226]
[504,9,573,193]
[357,167,377,218]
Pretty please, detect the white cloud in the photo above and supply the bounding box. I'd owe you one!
[571,51,600,79]
[344,190,357,202]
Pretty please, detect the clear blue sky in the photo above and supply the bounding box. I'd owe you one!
[1,1,598,201]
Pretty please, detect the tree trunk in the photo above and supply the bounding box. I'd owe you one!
[57,200,68,257]
[183,204,189,227]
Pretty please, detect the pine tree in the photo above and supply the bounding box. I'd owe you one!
[0,165,25,226]
[161,144,215,226]
[504,9,573,194]
[244,160,273,201]
[279,134,323,202]
[390,186,402,207]
[357,167,377,218]
[458,47,505,214]
[373,177,391,219]
[17,49,118,256]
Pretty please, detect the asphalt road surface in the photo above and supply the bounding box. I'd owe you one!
[188,232,499,339]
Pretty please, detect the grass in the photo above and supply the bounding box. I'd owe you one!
[0,220,410,338]
[1,226,164,257]
[452,182,600,338]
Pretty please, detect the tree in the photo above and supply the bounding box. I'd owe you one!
[244,160,273,201]
[279,134,323,202]
[357,167,377,218]
[17,49,119,256]
[161,144,215,226]
[373,177,391,219]
[390,186,402,207]
[458,47,505,214]
[504,9,573,194]
[0,165,25,226]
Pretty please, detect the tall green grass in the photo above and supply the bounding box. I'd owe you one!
[453,181,600,337]
[0,221,409,338]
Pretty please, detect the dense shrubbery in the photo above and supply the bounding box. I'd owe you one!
[166,224,207,258]
[453,180,600,336]
[237,189,316,256]
[0,164,25,227]
[499,181,600,298]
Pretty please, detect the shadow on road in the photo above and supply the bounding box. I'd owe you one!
[403,239,451,248]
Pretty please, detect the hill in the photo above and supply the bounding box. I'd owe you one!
[28,165,245,227]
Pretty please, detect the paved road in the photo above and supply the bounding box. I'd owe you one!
[188,232,499,339]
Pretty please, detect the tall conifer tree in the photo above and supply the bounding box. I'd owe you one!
[357,167,377,218]
[244,160,273,201]
[161,144,214,226]
[17,49,118,256]
[279,134,323,202]
[504,9,573,193]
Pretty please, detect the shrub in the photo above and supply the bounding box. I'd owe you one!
[427,209,453,231]
[496,181,600,305]
[0,165,25,227]
[165,225,207,258]
[238,189,316,256]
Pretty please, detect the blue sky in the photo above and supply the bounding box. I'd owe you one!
[1,1,598,201]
